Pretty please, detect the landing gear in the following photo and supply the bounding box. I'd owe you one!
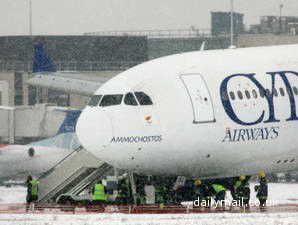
[128,172,137,205]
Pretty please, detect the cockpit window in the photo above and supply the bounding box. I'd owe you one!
[134,92,153,105]
[99,94,123,107]
[124,93,138,106]
[88,95,102,106]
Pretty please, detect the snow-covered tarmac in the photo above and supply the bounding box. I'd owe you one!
[1,213,298,225]
[0,183,298,225]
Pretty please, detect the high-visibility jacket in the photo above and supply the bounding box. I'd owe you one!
[30,180,39,197]
[234,180,241,192]
[93,184,107,201]
[212,184,226,194]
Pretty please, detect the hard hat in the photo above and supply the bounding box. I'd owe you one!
[239,175,246,181]
[194,179,201,186]
[258,172,266,178]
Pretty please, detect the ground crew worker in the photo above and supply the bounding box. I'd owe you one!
[136,183,146,205]
[155,184,165,205]
[193,179,202,196]
[255,172,268,209]
[202,182,213,208]
[212,184,226,210]
[232,176,245,201]
[233,176,246,205]
[26,175,39,203]
[116,178,133,205]
[116,179,130,204]
[237,179,250,207]
[92,180,107,205]
[212,184,226,202]
[192,179,207,206]
[193,179,204,205]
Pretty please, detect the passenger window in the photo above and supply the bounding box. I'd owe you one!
[293,86,298,95]
[229,91,235,100]
[252,89,258,98]
[88,95,102,106]
[237,91,243,100]
[124,93,138,106]
[134,92,153,105]
[99,94,123,107]
[273,88,278,97]
[245,90,250,99]
[280,88,285,96]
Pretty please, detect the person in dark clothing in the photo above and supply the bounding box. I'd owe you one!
[26,175,39,204]
[237,179,250,207]
[26,175,33,204]
[255,172,268,209]
[193,179,203,206]
[200,181,213,208]
[116,178,131,205]
[232,176,245,203]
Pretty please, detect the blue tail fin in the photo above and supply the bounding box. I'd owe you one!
[57,110,82,134]
[32,43,56,73]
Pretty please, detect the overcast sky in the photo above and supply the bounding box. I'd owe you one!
[0,0,295,36]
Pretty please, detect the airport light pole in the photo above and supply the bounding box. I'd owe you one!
[279,4,284,34]
[230,0,234,47]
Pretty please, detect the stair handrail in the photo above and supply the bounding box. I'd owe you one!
[38,146,83,180]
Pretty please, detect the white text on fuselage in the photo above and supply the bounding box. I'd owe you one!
[222,126,279,142]
[111,135,162,143]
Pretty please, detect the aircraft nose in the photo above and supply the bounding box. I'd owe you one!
[76,108,113,153]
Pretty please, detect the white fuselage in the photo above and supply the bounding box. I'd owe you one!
[76,45,298,179]
[0,145,71,179]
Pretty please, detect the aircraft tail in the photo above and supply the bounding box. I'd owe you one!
[32,43,56,73]
[57,110,82,135]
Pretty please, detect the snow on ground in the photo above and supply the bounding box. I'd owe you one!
[1,183,298,224]
[3,183,298,205]
[0,186,26,203]
[1,213,298,225]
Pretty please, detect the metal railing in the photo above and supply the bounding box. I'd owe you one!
[85,28,213,39]
[0,61,141,72]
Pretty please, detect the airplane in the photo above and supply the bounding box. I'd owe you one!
[0,41,110,181]
[0,110,81,180]
[75,44,298,179]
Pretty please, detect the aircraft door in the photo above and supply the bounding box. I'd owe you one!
[180,74,215,123]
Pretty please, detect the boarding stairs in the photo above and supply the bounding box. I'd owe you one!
[37,147,113,203]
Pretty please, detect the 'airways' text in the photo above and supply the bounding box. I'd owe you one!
[222,126,279,142]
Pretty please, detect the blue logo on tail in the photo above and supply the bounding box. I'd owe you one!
[57,110,82,134]
[32,43,56,73]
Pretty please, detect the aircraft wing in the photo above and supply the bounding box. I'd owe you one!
[26,72,109,96]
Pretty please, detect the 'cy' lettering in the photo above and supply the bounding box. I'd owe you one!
[220,71,298,125]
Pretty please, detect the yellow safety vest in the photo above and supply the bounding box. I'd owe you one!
[212,184,226,194]
[234,180,241,191]
[93,184,107,201]
[30,180,39,196]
